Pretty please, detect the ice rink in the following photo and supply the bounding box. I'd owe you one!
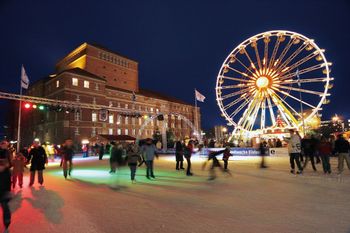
[2,155,350,233]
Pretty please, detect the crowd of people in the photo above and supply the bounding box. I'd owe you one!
[1,132,350,231]
[286,129,350,175]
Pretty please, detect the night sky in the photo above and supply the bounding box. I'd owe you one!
[0,0,349,133]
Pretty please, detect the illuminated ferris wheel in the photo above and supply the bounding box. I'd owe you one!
[216,30,333,132]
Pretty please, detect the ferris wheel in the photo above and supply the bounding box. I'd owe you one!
[216,30,333,132]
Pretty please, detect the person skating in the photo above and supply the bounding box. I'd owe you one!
[141,138,158,179]
[318,136,332,174]
[302,134,318,171]
[334,134,350,175]
[28,140,48,186]
[109,142,124,174]
[11,152,26,189]
[184,140,194,176]
[61,139,75,179]
[126,143,142,183]
[288,129,303,174]
[0,140,12,231]
[259,140,268,168]
[222,147,232,171]
[175,141,184,170]
[205,149,232,180]
[99,143,105,160]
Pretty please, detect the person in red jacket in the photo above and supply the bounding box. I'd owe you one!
[318,136,332,174]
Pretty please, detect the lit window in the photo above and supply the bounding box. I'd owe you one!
[117,115,121,125]
[109,114,114,124]
[84,80,90,88]
[92,112,97,122]
[56,80,59,88]
[150,107,154,112]
[117,129,121,135]
[75,111,81,121]
[125,104,128,109]
[95,83,99,90]
[72,78,78,86]
[125,129,129,135]
[125,116,128,124]
[132,129,136,135]
[139,118,142,125]
[108,128,113,135]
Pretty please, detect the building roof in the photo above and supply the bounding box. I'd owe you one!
[59,68,106,82]
[105,85,193,106]
[139,89,192,106]
[88,43,138,63]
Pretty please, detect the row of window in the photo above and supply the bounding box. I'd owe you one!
[98,52,130,68]
[55,79,100,91]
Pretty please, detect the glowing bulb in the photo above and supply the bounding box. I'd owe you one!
[256,76,269,88]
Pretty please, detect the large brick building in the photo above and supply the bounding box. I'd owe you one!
[22,43,200,145]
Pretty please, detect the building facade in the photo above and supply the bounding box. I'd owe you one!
[22,43,200,145]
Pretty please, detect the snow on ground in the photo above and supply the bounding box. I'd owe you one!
[2,155,350,233]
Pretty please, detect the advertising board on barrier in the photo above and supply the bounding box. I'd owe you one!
[269,147,289,157]
[200,147,261,157]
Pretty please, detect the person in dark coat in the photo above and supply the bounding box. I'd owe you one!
[204,148,232,180]
[28,141,48,186]
[334,134,350,174]
[61,139,75,179]
[109,142,124,173]
[175,141,184,170]
[99,143,105,160]
[302,135,317,171]
[126,143,142,183]
[0,140,12,231]
[259,141,268,168]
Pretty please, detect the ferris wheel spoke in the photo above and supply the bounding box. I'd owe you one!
[280,51,320,75]
[226,66,255,80]
[266,95,276,126]
[253,44,263,70]
[273,37,294,68]
[247,98,262,131]
[220,83,247,89]
[276,43,308,73]
[279,63,325,80]
[240,95,260,130]
[223,97,245,111]
[221,88,250,100]
[277,85,326,96]
[232,56,256,76]
[270,94,293,127]
[272,91,302,118]
[242,49,257,71]
[228,98,251,118]
[273,88,317,109]
[263,38,269,69]
[268,37,281,69]
[237,94,258,129]
[284,77,331,84]
[221,75,251,83]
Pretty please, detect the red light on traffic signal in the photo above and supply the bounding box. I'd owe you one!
[24,103,31,109]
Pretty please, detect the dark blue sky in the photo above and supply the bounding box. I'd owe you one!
[0,0,349,130]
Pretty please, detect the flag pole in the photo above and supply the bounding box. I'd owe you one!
[194,88,199,140]
[17,75,23,152]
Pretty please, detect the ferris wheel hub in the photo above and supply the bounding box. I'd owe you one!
[256,76,270,88]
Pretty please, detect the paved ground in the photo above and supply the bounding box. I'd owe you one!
[2,155,350,233]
